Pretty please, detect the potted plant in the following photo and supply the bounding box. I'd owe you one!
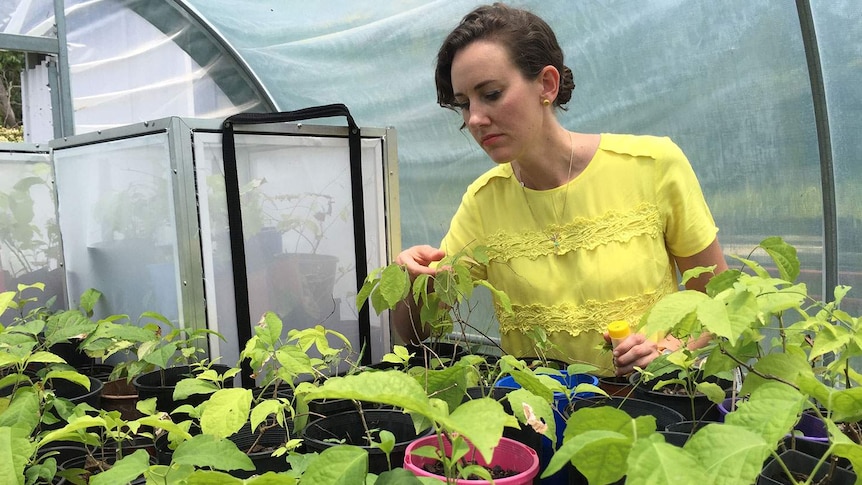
[544,236,862,484]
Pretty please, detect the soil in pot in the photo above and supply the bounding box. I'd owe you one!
[303,409,432,474]
[228,422,296,479]
[404,435,539,484]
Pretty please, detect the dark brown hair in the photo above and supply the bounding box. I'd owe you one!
[435,2,575,110]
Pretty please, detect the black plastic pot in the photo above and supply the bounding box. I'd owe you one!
[76,363,115,383]
[405,342,469,368]
[227,422,296,478]
[567,396,686,433]
[131,364,232,414]
[629,372,731,422]
[566,396,687,485]
[758,449,857,484]
[302,409,432,474]
[50,375,104,409]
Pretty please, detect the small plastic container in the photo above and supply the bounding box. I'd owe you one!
[607,320,632,348]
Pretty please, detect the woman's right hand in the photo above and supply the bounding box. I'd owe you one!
[395,245,446,279]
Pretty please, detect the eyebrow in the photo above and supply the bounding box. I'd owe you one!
[453,79,495,98]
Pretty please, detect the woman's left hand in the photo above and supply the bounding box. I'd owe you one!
[607,333,660,376]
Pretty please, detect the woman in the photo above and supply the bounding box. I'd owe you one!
[394,3,728,376]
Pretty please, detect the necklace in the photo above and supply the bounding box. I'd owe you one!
[517,131,575,254]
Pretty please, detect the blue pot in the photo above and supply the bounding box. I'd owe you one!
[495,371,598,485]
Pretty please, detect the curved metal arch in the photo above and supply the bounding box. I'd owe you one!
[133,0,279,113]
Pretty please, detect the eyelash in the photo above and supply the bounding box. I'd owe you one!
[454,90,502,111]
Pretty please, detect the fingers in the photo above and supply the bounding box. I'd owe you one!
[612,333,659,376]
[395,245,446,278]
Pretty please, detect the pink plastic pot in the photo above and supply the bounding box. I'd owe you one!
[403,435,540,484]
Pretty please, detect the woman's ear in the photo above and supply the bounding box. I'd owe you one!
[539,65,561,103]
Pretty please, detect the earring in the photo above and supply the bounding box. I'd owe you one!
[542,98,551,106]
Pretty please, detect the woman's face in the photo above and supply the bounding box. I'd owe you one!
[451,39,546,164]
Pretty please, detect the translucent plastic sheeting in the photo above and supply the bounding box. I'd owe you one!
[52,134,182,325]
[12,0,270,140]
[0,146,65,320]
[812,1,862,312]
[194,132,390,367]
[187,0,861,323]
[0,0,55,37]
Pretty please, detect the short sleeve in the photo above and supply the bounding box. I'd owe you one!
[656,139,718,257]
[437,185,489,280]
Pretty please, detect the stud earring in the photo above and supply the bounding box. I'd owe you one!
[542,98,551,106]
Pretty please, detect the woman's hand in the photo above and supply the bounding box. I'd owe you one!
[395,245,446,279]
[605,332,661,376]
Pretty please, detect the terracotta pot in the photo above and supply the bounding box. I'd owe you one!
[101,378,141,420]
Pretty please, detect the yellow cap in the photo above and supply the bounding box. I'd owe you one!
[607,320,631,339]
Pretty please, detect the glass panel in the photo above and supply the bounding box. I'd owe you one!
[812,1,862,317]
[194,131,389,368]
[0,147,63,322]
[0,0,56,37]
[52,133,181,327]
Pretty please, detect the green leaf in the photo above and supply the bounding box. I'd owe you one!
[374,468,425,484]
[200,388,252,439]
[725,382,806,445]
[694,298,732,340]
[739,351,813,395]
[301,445,368,484]
[44,369,90,389]
[683,423,771,485]
[543,429,630,481]
[759,236,800,282]
[172,434,255,472]
[0,388,40,434]
[446,397,517,463]
[257,312,284,347]
[0,426,31,485]
[625,437,709,485]
[0,291,15,318]
[143,342,178,369]
[640,291,708,339]
[173,378,219,400]
[415,365,469,414]
[28,351,67,365]
[303,371,438,420]
[90,449,150,485]
[78,288,102,315]
[186,470,243,484]
[506,388,555,447]
[809,322,852,361]
[251,399,287,431]
[379,264,410,309]
[245,472,298,484]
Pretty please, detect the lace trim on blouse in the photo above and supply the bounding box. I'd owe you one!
[496,268,677,337]
[486,202,662,262]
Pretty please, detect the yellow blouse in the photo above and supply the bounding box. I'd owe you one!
[439,133,718,375]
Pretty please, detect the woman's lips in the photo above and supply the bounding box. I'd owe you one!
[481,134,502,146]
